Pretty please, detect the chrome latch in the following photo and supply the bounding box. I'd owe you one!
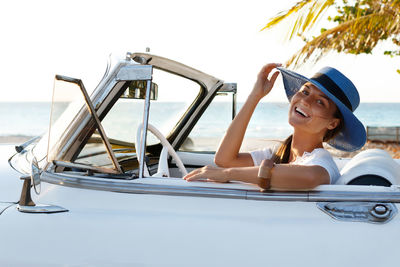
[317,202,397,224]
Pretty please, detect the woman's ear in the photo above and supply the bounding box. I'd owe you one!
[327,118,340,130]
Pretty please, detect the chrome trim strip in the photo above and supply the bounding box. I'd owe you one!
[246,191,308,201]
[41,172,400,202]
[309,190,400,202]
[42,172,246,199]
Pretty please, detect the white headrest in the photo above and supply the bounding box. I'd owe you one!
[336,149,400,185]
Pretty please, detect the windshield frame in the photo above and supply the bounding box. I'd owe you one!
[38,53,220,176]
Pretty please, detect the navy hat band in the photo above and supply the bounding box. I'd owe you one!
[311,73,353,111]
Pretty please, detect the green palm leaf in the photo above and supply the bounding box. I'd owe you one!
[262,0,400,70]
[261,0,335,39]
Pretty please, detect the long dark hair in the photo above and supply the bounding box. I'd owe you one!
[273,108,344,164]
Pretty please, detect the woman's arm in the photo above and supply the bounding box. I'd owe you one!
[184,164,330,190]
[214,63,281,168]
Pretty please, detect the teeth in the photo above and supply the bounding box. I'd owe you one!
[295,107,309,117]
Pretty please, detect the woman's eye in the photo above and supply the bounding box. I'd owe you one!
[317,99,325,106]
[301,90,309,95]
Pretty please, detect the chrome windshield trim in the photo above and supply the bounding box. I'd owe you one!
[41,172,400,202]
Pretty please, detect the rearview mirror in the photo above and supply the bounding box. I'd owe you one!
[121,81,158,100]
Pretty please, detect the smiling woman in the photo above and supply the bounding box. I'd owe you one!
[184,63,367,190]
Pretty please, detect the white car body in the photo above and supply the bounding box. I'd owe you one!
[1,53,400,266]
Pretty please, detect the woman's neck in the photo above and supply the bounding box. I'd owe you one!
[290,130,324,162]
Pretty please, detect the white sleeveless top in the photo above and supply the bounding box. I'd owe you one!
[250,147,340,184]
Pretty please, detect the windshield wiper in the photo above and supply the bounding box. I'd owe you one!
[53,160,120,175]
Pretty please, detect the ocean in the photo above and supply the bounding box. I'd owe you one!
[1,102,400,141]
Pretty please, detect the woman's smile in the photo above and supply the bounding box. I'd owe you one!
[294,106,310,118]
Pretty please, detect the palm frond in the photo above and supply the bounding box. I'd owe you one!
[286,8,400,67]
[261,0,314,30]
[261,0,335,40]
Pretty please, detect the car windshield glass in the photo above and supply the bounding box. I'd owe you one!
[180,93,233,152]
[46,77,87,163]
[74,68,202,172]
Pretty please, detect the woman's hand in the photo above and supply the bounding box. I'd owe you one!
[250,63,282,101]
[183,165,229,183]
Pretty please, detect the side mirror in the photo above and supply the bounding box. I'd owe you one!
[18,155,68,213]
[121,81,158,100]
[31,155,41,195]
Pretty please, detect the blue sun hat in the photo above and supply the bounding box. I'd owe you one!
[277,66,366,152]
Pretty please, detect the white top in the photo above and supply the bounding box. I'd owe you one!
[250,147,340,184]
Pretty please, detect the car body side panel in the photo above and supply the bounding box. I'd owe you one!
[0,202,15,215]
[0,181,399,266]
[0,145,24,202]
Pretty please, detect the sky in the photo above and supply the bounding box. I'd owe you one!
[1,0,399,103]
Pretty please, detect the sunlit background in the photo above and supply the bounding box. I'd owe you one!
[1,0,399,103]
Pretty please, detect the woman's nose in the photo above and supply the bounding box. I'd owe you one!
[301,95,312,107]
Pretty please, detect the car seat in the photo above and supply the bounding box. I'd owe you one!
[335,149,400,186]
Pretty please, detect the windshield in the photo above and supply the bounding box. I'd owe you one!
[73,68,202,172]
[32,77,87,165]
[47,78,87,162]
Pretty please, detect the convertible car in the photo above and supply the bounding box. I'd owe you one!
[1,52,400,266]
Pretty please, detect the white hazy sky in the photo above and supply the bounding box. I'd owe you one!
[1,0,399,102]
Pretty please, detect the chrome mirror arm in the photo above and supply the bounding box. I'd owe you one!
[18,176,35,206]
[17,176,68,214]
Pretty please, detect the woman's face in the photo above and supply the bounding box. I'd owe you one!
[288,82,340,136]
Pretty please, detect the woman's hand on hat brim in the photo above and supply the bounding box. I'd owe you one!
[251,63,282,101]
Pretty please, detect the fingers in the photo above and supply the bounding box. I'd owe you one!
[183,168,202,180]
[259,63,282,77]
[183,166,222,182]
[185,172,209,182]
[269,70,280,86]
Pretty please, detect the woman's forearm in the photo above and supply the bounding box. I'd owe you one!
[225,164,330,190]
[214,63,281,168]
[214,95,260,167]
[269,164,330,189]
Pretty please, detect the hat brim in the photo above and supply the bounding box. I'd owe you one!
[277,67,366,152]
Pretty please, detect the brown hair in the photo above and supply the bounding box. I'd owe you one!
[273,135,292,164]
[273,108,344,164]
